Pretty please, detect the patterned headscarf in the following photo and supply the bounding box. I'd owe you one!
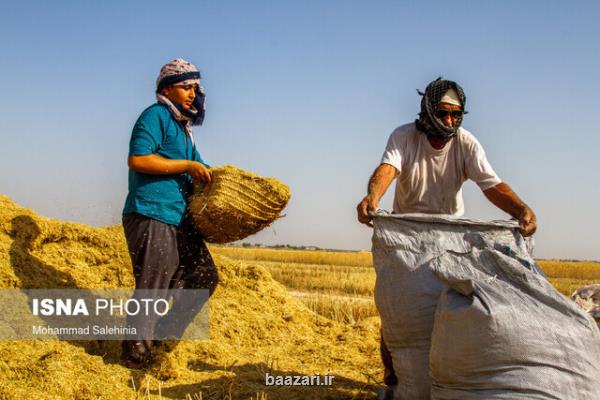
[415,77,467,139]
[156,58,206,127]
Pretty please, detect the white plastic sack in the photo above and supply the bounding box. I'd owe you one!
[572,284,600,329]
[372,212,600,400]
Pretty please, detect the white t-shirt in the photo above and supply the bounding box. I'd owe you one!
[380,123,501,216]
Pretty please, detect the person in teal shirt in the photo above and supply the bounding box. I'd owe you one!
[121,59,219,369]
[123,102,208,225]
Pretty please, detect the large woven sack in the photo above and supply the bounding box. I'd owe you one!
[430,250,600,400]
[371,212,540,400]
[188,165,290,244]
[372,211,600,400]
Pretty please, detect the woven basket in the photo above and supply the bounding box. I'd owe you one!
[188,165,291,244]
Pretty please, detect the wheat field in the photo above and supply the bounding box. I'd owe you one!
[211,245,600,323]
[1,193,598,399]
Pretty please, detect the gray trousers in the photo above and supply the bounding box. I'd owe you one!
[122,213,219,340]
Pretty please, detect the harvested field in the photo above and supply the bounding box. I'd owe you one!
[211,246,600,324]
[222,259,379,324]
[538,260,600,295]
[213,247,372,268]
[289,291,377,325]
[1,194,597,399]
[0,195,380,400]
[241,261,374,297]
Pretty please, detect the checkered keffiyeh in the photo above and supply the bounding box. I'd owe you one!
[415,78,467,139]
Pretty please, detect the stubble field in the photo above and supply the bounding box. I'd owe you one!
[1,195,598,400]
[211,246,600,325]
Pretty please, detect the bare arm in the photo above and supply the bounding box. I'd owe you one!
[128,154,211,184]
[483,182,536,236]
[356,163,397,227]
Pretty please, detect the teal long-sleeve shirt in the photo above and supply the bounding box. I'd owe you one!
[123,103,208,226]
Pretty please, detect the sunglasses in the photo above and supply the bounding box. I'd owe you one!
[435,110,464,119]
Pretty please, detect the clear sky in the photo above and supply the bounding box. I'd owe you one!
[1,1,599,260]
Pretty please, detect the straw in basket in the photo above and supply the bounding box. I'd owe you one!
[188,165,291,243]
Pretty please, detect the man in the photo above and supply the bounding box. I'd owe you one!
[356,78,536,397]
[121,59,219,368]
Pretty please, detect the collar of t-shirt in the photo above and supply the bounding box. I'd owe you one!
[421,130,454,156]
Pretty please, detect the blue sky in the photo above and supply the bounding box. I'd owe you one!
[1,1,599,260]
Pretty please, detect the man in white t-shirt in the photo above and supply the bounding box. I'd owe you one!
[356,78,537,397]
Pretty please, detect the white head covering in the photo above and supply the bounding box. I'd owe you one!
[440,88,461,106]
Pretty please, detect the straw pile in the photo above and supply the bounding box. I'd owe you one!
[0,194,380,400]
[188,165,291,244]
